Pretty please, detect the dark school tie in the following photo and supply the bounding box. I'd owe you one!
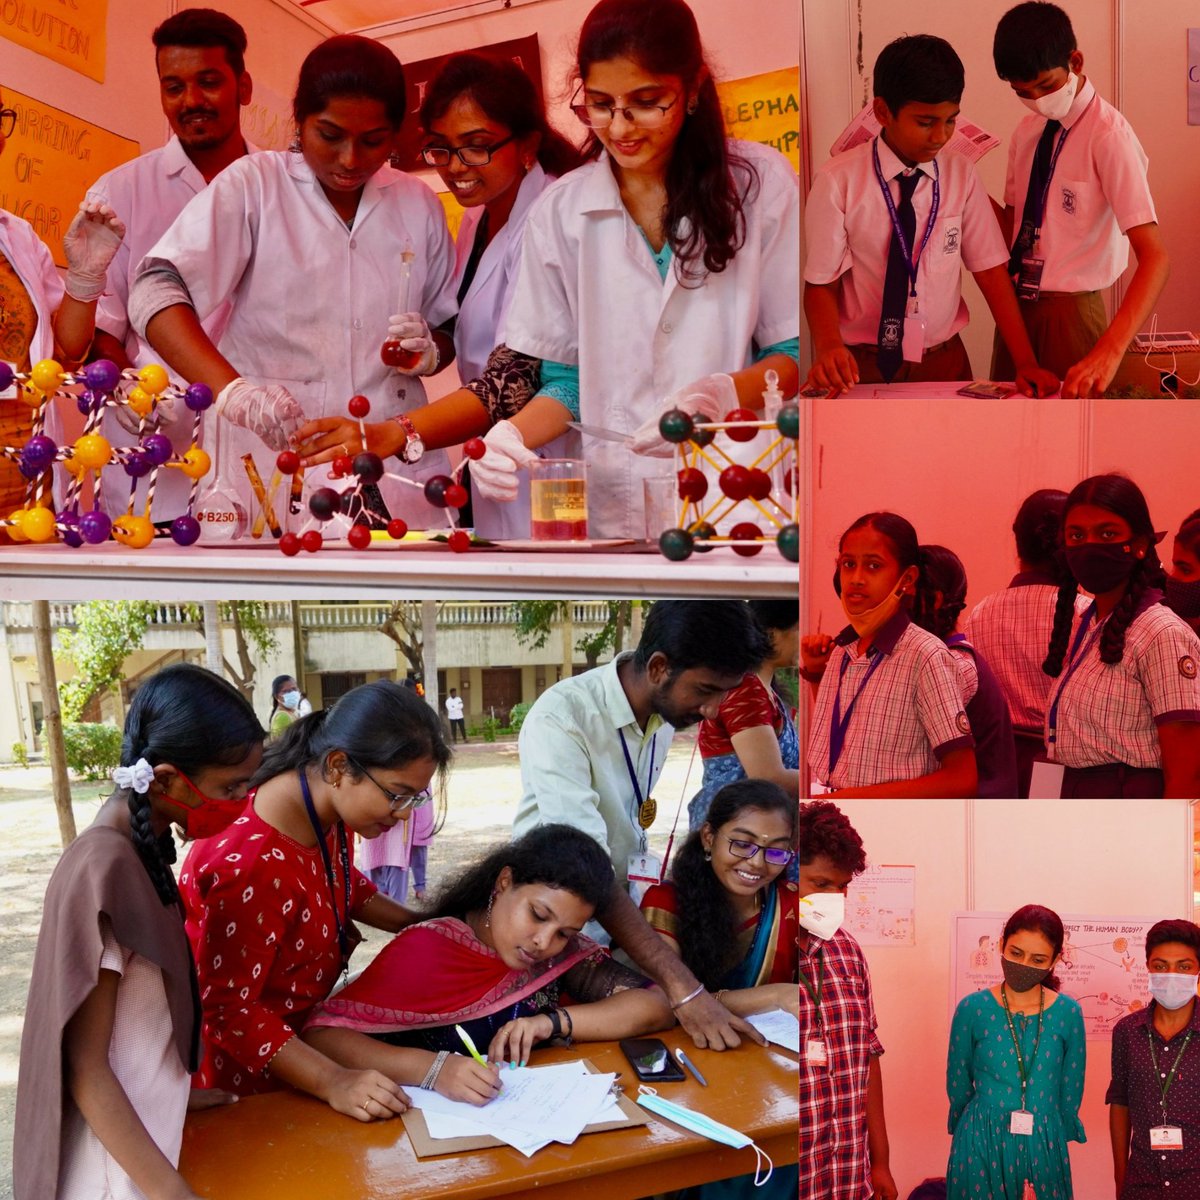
[876,171,920,383]
[1008,119,1061,274]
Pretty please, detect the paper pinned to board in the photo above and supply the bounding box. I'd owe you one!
[831,103,1001,163]
[746,1009,800,1054]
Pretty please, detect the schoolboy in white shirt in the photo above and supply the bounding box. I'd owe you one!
[991,2,1169,399]
[803,35,1058,398]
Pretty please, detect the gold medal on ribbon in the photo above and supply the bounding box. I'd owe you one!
[638,796,657,828]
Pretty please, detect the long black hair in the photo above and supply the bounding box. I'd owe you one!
[1043,474,1166,673]
[268,673,295,725]
[419,52,582,179]
[1013,489,1069,572]
[669,780,796,990]
[118,664,264,906]
[575,0,756,283]
[293,35,407,129]
[914,544,968,642]
[426,824,614,921]
[1002,903,1065,992]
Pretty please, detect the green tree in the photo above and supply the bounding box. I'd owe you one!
[511,601,638,669]
[57,601,159,721]
[208,602,279,700]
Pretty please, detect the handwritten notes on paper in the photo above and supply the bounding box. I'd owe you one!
[746,1009,800,1054]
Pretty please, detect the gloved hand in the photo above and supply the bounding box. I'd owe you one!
[386,311,439,376]
[215,378,305,451]
[111,389,178,436]
[630,373,738,457]
[63,200,126,303]
[469,420,539,503]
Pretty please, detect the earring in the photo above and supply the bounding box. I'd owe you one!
[703,849,712,862]
[686,98,698,115]
[288,132,301,153]
[388,150,403,169]
[333,776,341,789]
[485,890,496,928]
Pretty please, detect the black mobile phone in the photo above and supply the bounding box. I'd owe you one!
[619,1037,686,1082]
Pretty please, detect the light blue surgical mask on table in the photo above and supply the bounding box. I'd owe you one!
[636,1087,774,1186]
[1149,971,1200,1011]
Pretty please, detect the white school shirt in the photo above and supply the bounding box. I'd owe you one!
[805,137,1008,348]
[1046,598,1200,769]
[503,140,799,540]
[135,151,458,530]
[1003,79,1157,293]
[0,209,62,366]
[445,694,464,720]
[82,136,260,521]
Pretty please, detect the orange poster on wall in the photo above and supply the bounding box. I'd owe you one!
[0,0,108,83]
[716,67,800,172]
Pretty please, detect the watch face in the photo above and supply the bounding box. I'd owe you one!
[406,437,424,463]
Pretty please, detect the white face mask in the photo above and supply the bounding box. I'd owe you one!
[1019,71,1078,121]
[281,690,301,710]
[799,891,845,940]
[1148,971,1199,1011]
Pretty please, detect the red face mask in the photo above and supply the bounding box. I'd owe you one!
[161,770,248,840]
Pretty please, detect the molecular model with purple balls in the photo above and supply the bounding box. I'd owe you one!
[0,358,213,549]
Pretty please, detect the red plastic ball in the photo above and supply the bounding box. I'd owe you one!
[444,483,469,509]
[346,523,372,550]
[746,468,772,501]
[348,394,371,419]
[677,467,708,503]
[730,522,763,557]
[279,532,302,557]
[301,530,323,553]
[448,529,471,553]
[463,437,486,461]
[387,518,409,540]
[724,408,759,443]
[276,450,301,475]
[784,466,796,497]
[719,464,752,501]
[331,454,353,479]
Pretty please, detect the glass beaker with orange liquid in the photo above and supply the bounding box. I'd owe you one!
[380,239,422,369]
[530,459,589,541]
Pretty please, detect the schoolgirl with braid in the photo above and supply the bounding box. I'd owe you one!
[1041,474,1200,797]
[14,664,264,1200]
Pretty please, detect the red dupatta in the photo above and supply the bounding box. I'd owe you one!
[306,916,599,1034]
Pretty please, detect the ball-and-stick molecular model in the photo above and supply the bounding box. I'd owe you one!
[653,393,800,563]
[0,358,213,548]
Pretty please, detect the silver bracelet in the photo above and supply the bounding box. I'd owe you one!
[420,1049,450,1091]
[671,983,706,1010]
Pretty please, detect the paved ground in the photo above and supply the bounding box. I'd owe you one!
[0,732,700,1198]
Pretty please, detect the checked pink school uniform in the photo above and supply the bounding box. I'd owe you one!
[808,611,973,793]
[1045,593,1200,769]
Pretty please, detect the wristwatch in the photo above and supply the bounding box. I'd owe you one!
[392,412,424,463]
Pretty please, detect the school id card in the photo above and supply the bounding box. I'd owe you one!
[1151,1125,1184,1150]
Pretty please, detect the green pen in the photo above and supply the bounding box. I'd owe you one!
[455,1024,502,1087]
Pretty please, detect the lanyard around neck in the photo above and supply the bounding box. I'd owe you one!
[1001,983,1044,1107]
[1047,603,1100,746]
[1148,1025,1194,1122]
[798,947,825,1028]
[828,647,888,776]
[871,138,939,298]
[299,769,353,964]
[619,729,657,828]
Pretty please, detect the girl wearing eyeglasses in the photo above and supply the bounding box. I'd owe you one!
[466,0,800,538]
[179,680,450,1120]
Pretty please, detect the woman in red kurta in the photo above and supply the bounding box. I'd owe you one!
[180,679,451,1121]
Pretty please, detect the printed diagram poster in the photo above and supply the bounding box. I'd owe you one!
[952,912,1158,1038]
[844,864,915,946]
[2,0,108,83]
[716,67,799,172]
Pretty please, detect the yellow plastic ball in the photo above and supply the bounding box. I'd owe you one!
[19,506,57,543]
[62,452,89,476]
[137,363,170,395]
[73,432,112,470]
[5,509,30,543]
[179,446,211,480]
[21,382,47,408]
[126,386,154,418]
[29,359,64,394]
[113,514,155,549]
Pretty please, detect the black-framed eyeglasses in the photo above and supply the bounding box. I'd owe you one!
[420,135,515,168]
[726,838,796,868]
[570,94,679,129]
[350,759,431,814]
[0,109,17,139]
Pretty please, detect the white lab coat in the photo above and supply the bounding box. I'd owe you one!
[453,164,576,540]
[503,140,799,540]
[0,210,62,367]
[136,151,458,530]
[83,136,261,521]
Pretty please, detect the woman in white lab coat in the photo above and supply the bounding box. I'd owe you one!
[295,53,583,539]
[473,0,802,539]
[129,36,458,530]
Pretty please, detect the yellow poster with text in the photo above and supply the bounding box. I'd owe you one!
[1,0,108,83]
[0,89,139,266]
[717,67,800,172]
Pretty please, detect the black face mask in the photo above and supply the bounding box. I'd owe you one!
[1165,576,1200,621]
[1064,541,1138,594]
[1002,957,1051,993]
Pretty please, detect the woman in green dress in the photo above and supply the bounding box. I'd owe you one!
[947,904,1087,1199]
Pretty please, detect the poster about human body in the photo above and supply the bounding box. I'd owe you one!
[844,864,916,946]
[951,912,1158,1038]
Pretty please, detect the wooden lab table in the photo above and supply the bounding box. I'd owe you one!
[178,1033,798,1200]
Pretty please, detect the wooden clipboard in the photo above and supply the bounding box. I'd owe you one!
[401,1058,649,1159]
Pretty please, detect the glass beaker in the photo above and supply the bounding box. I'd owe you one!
[530,459,588,541]
[193,416,248,541]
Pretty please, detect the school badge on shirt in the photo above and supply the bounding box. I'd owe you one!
[942,225,960,254]
[1180,655,1197,679]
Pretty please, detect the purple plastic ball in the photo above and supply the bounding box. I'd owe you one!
[142,434,173,466]
[0,363,13,393]
[79,509,112,545]
[353,451,384,485]
[184,382,214,412]
[23,435,58,472]
[76,391,95,416]
[124,451,153,479]
[58,511,83,548]
[170,515,201,546]
[17,455,41,480]
[309,487,340,521]
[82,359,121,395]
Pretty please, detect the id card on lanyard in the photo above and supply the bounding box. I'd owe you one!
[799,948,828,1068]
[872,139,939,362]
[826,647,888,781]
[1148,1026,1192,1151]
[620,731,663,901]
[1015,123,1072,300]
[1045,602,1100,755]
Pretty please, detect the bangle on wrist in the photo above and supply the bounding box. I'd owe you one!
[671,983,706,1010]
[715,989,730,1005]
[560,1007,574,1046]
[543,1007,564,1039]
[421,1049,450,1090]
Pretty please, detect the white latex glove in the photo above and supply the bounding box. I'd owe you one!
[111,390,179,436]
[63,200,126,303]
[630,372,738,457]
[386,311,439,376]
[469,420,539,503]
[215,378,304,452]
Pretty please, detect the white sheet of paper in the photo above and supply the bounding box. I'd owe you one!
[830,103,1000,162]
[747,1008,801,1053]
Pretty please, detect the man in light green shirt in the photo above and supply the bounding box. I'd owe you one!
[516,601,771,1049]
